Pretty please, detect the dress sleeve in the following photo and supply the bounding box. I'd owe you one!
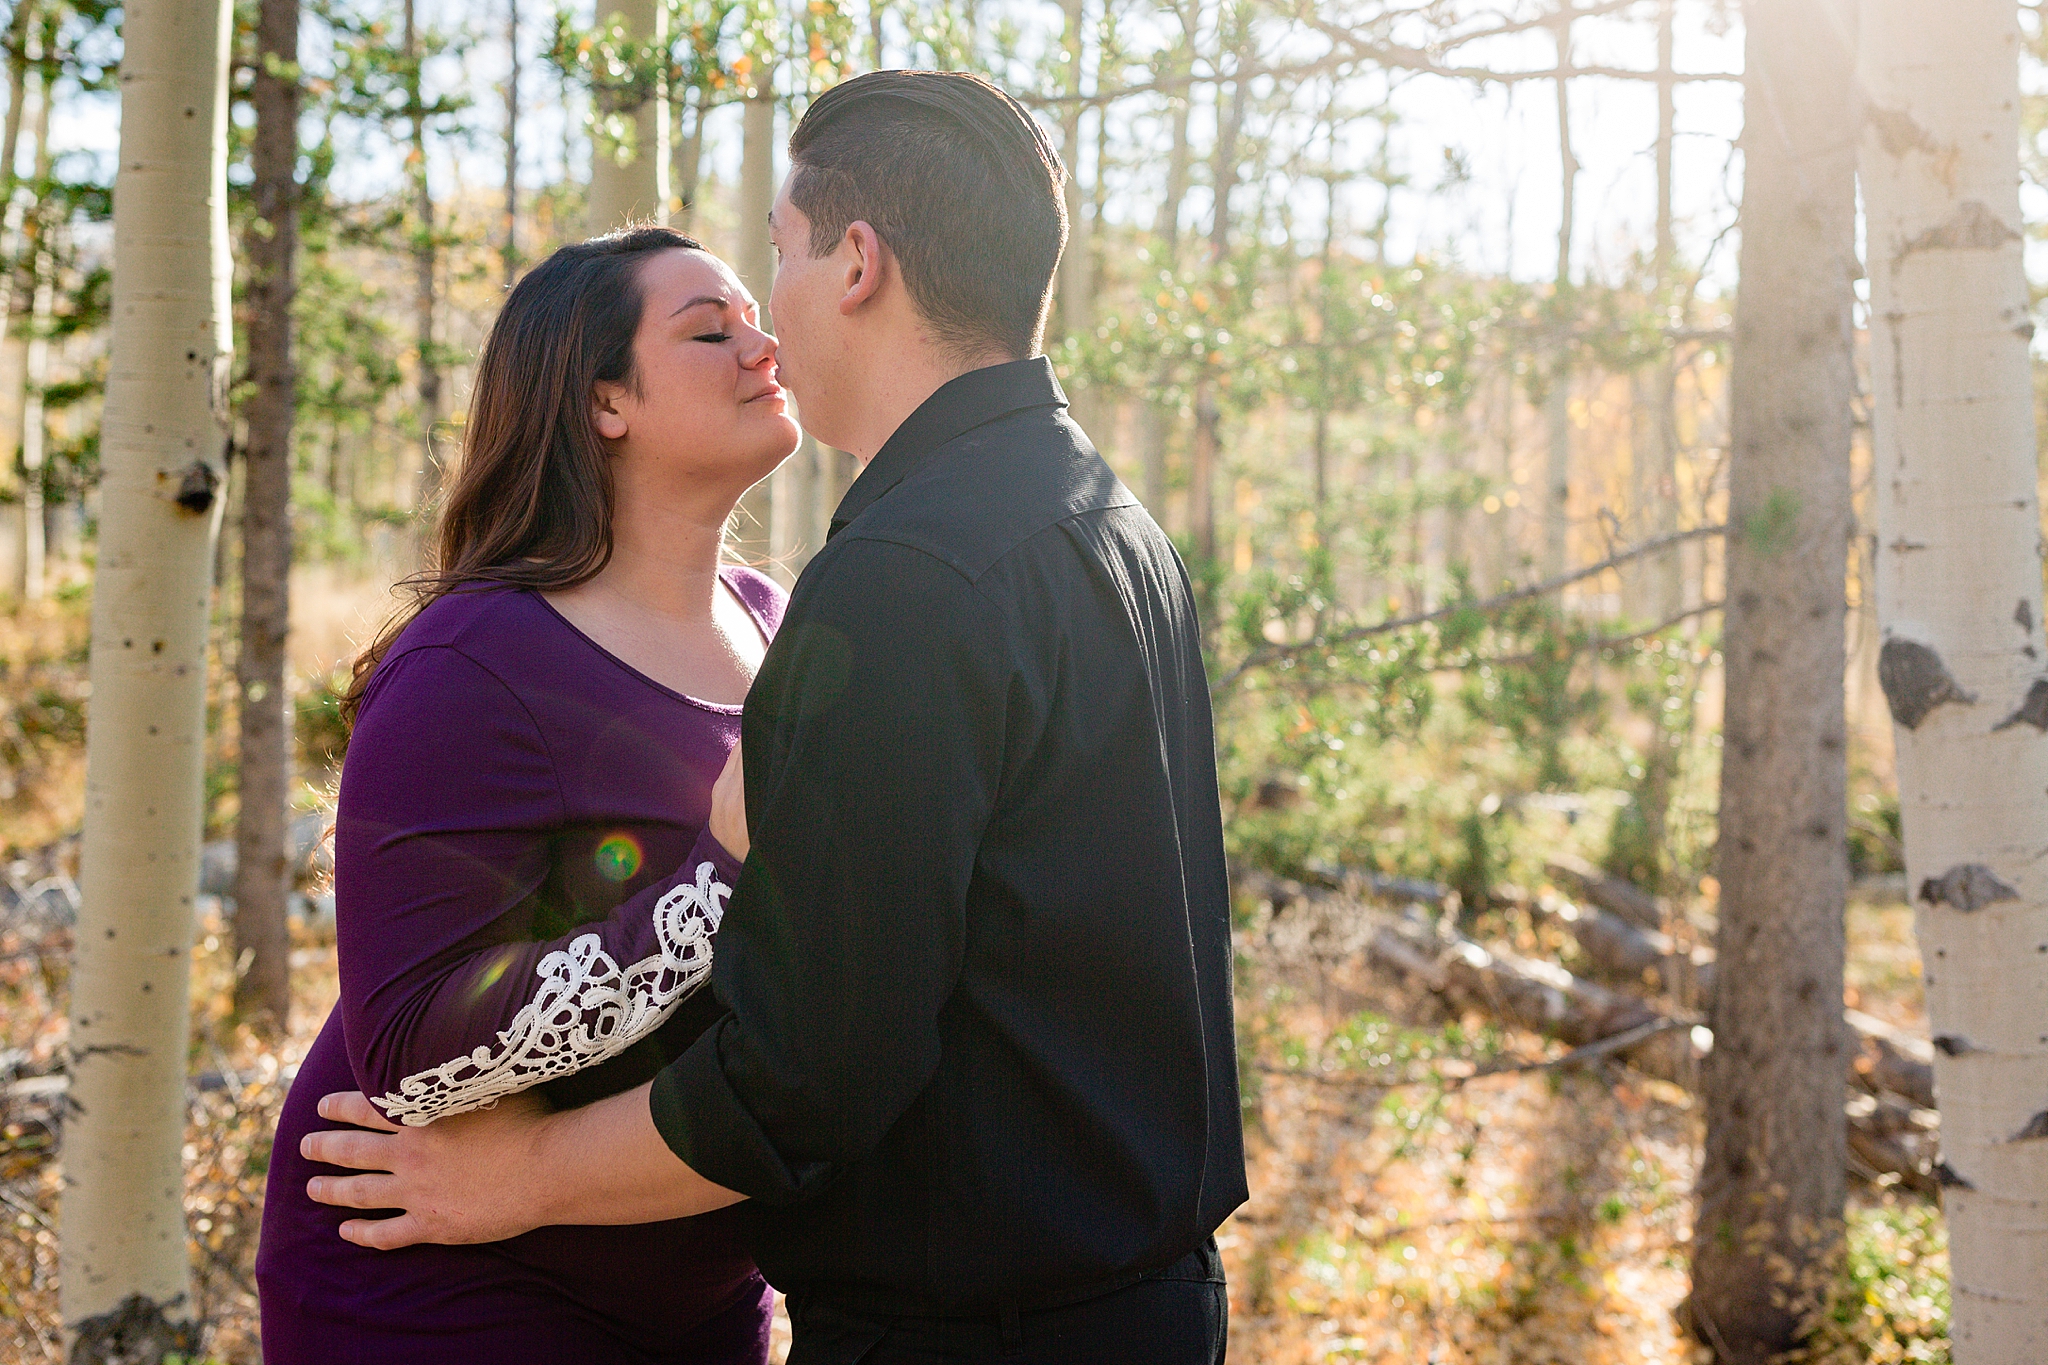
[335,645,745,1128]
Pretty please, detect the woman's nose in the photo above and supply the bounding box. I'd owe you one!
[740,324,778,370]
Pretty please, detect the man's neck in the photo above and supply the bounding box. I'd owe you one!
[840,340,1018,467]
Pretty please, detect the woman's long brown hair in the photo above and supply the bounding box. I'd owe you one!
[341,225,703,724]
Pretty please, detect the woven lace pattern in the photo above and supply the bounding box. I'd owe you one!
[373,861,729,1126]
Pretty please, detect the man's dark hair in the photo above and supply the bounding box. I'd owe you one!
[787,70,1068,360]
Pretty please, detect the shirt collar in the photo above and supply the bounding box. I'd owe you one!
[829,356,1069,538]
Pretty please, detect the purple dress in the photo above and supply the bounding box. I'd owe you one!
[257,571,782,1365]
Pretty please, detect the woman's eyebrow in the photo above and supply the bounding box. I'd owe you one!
[669,294,730,318]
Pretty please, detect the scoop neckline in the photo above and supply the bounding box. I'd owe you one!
[530,567,771,716]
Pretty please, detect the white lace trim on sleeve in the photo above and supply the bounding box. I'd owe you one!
[372,861,730,1127]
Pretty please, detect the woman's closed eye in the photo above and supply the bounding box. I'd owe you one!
[695,332,732,344]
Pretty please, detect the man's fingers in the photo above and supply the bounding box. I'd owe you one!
[306,1172,399,1210]
[301,1127,392,1172]
[319,1089,401,1132]
[340,1214,426,1251]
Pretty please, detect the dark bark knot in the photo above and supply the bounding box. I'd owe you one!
[1932,1034,1974,1056]
[1932,1161,1975,1190]
[1878,638,1977,729]
[1868,106,1942,159]
[1995,678,2048,733]
[2011,1111,2048,1143]
[1896,200,2022,264]
[1918,863,2019,913]
[2019,599,2036,635]
[173,461,220,515]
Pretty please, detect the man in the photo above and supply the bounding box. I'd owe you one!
[306,70,1247,1363]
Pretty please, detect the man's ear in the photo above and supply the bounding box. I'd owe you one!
[839,221,886,316]
[590,381,630,442]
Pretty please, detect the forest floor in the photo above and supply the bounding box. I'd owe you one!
[0,592,1948,1364]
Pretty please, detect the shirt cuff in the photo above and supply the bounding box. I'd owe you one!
[649,1023,827,1207]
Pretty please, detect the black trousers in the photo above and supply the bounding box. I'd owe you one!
[785,1240,1229,1365]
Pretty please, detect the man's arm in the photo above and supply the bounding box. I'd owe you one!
[301,1083,743,1249]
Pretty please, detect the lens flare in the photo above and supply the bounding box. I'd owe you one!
[594,832,643,883]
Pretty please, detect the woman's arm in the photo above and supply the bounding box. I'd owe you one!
[338,645,741,1128]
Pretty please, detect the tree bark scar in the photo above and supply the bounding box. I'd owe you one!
[173,460,220,514]
[1878,638,1978,728]
[1994,678,2048,732]
[1933,1160,1975,1190]
[2010,1111,2048,1143]
[1918,863,2020,913]
[2018,599,2035,634]
[1894,200,2022,266]
[1867,105,1943,159]
[1932,1034,1974,1056]
[68,1293,201,1365]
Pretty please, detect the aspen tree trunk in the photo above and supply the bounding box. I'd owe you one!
[61,0,232,1348]
[403,0,443,522]
[502,0,519,287]
[1627,0,1681,621]
[18,227,49,600]
[233,0,300,1033]
[0,0,33,591]
[673,86,703,234]
[15,22,48,600]
[1648,0,1681,618]
[1542,8,1575,580]
[1140,22,1195,524]
[586,0,668,231]
[734,92,776,570]
[1053,0,1092,342]
[1690,0,1856,1358]
[1861,4,2048,1353]
[1190,31,1249,567]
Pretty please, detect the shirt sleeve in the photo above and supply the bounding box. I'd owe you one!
[648,540,1011,1204]
[336,645,746,1127]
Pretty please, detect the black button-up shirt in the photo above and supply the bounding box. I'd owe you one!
[649,357,1247,1317]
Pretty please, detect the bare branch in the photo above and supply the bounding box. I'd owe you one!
[1213,524,1726,693]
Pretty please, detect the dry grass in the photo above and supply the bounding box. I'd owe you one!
[0,883,1940,1364]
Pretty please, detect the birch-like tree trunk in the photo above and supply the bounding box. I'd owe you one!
[14,20,49,600]
[502,0,519,287]
[1053,0,1092,342]
[1690,0,1857,1358]
[586,0,668,231]
[403,0,443,521]
[1189,29,1250,567]
[233,0,300,1032]
[1542,9,1575,580]
[0,0,34,594]
[1861,4,2048,1354]
[672,84,704,234]
[734,90,776,569]
[60,0,232,1347]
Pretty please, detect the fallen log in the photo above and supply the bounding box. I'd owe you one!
[1244,872,1942,1190]
[1544,852,1667,930]
[1534,892,1715,1001]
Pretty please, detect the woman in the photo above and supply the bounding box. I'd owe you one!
[256,226,801,1364]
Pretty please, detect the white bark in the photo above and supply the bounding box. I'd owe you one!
[17,238,49,600]
[734,92,776,571]
[59,0,232,1341]
[1861,2,2048,1353]
[586,0,668,230]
